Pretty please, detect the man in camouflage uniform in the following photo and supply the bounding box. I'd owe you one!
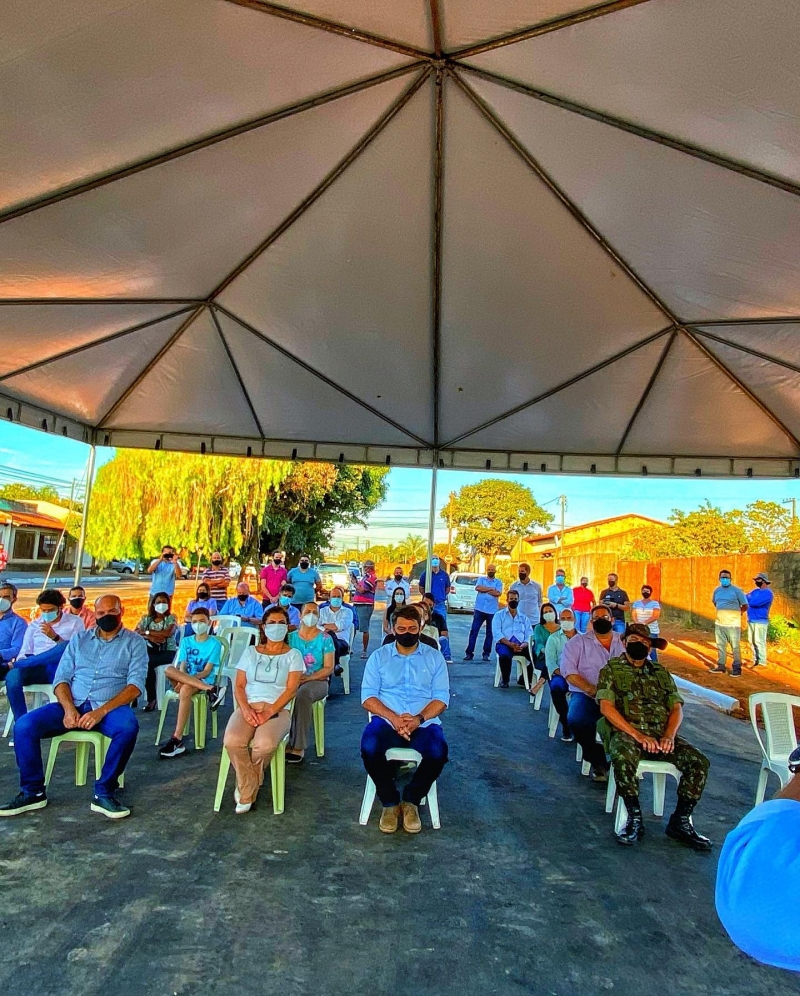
[596,623,712,850]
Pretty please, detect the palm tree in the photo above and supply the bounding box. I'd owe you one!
[397,534,426,563]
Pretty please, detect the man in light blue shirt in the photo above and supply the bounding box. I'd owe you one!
[146,545,180,597]
[464,565,502,661]
[710,569,748,676]
[0,581,28,676]
[219,582,263,626]
[286,555,321,607]
[547,569,574,612]
[361,604,450,834]
[0,594,147,821]
[493,593,534,687]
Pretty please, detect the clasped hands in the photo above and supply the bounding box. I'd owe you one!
[242,704,276,728]
[63,707,105,731]
[392,712,422,740]
[636,731,675,754]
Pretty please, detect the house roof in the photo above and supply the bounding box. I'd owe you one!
[0,499,66,532]
[527,514,666,545]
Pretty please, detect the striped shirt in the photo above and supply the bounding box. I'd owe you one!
[53,626,149,708]
[201,566,230,599]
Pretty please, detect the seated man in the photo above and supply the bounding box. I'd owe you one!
[158,607,225,758]
[597,623,712,850]
[421,591,453,664]
[5,589,85,723]
[361,605,450,834]
[218,582,263,626]
[0,594,147,820]
[318,586,354,675]
[0,582,28,680]
[67,585,95,629]
[543,608,578,741]
[493,591,533,688]
[560,604,623,781]
[277,583,301,631]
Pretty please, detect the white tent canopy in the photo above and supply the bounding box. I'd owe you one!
[3,0,800,478]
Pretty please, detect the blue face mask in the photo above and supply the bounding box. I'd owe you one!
[41,609,59,623]
[279,595,291,606]
[330,597,343,608]
[720,577,731,587]
[431,558,440,568]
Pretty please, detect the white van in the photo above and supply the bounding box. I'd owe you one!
[447,572,481,613]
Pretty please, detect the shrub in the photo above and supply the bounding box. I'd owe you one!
[767,614,800,645]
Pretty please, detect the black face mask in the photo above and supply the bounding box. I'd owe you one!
[487,573,496,578]
[507,600,519,609]
[607,580,617,588]
[96,614,120,633]
[394,575,403,581]
[69,597,85,610]
[755,581,764,588]
[300,561,309,569]
[197,591,209,600]
[395,632,419,649]
[163,553,174,560]
[273,558,282,565]
[581,581,588,587]
[592,617,613,635]
[641,591,652,599]
[626,641,650,661]
[212,559,222,566]
[237,595,248,603]
[518,574,527,581]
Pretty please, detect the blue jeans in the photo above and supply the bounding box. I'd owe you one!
[6,643,69,720]
[15,700,139,798]
[439,635,452,660]
[466,610,495,657]
[495,642,532,684]
[748,621,768,665]
[434,601,448,619]
[549,673,571,734]
[567,691,608,771]
[574,611,591,634]
[612,619,626,634]
[360,717,448,806]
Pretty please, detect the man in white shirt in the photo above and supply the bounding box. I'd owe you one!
[319,586,354,675]
[5,589,84,723]
[547,569,574,612]
[509,563,543,626]
[493,591,533,688]
[384,567,410,602]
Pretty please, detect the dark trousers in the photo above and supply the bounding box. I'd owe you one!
[330,634,350,666]
[5,643,69,720]
[145,647,175,702]
[567,691,608,771]
[15,701,139,798]
[360,717,448,806]
[495,643,532,684]
[466,610,495,657]
[549,674,571,734]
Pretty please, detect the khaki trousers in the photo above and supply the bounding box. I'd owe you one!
[223,708,291,804]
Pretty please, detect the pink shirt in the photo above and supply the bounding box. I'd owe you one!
[260,563,287,598]
[560,629,624,686]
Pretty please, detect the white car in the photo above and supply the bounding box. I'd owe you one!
[447,572,481,613]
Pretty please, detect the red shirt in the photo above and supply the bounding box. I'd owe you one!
[260,563,288,598]
[572,586,595,612]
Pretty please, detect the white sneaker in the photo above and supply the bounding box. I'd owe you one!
[235,801,252,815]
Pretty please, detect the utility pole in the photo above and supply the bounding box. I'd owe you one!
[446,490,456,557]
[783,497,797,525]
[557,494,567,571]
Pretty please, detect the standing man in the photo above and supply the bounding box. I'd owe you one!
[219,583,263,626]
[418,557,450,619]
[747,572,774,669]
[260,550,287,608]
[147,545,180,598]
[384,567,410,603]
[0,594,147,820]
[286,555,321,610]
[360,604,450,834]
[560,604,624,781]
[572,576,595,633]
[711,569,748,676]
[464,564,502,662]
[631,584,662,662]
[352,559,378,659]
[509,563,543,628]
[0,582,27,680]
[201,552,231,611]
[598,573,631,634]
[493,590,533,688]
[67,585,95,629]
[548,569,574,613]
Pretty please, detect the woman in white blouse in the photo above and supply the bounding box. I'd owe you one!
[223,605,303,814]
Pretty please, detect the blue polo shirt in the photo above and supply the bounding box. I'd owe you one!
[419,569,450,604]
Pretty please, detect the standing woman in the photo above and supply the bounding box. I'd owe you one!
[530,602,560,695]
[136,591,178,711]
[223,605,303,814]
[383,587,408,640]
[286,602,335,763]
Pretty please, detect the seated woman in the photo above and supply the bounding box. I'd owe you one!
[223,606,303,814]
[183,583,218,636]
[543,608,577,741]
[135,591,178,711]
[383,587,408,639]
[530,602,559,694]
[286,602,335,763]
[158,607,225,758]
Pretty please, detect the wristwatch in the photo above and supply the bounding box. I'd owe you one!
[417,713,425,725]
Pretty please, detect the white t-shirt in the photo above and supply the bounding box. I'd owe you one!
[632,599,660,635]
[236,645,304,704]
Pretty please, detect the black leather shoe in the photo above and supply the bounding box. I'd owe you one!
[615,797,645,846]
[665,798,713,851]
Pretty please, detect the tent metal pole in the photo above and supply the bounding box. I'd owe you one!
[74,444,96,586]
[423,459,439,595]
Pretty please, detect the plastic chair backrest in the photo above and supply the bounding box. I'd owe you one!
[214,614,241,631]
[218,626,258,668]
[749,692,800,763]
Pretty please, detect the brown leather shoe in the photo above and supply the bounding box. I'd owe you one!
[401,801,422,833]
[379,805,401,833]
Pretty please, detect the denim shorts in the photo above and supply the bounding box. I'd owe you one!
[354,603,375,630]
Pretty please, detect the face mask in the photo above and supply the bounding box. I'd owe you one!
[197,591,209,600]
[607,580,617,588]
[487,572,496,578]
[40,609,59,623]
[212,559,222,566]
[154,602,169,614]
[302,612,319,627]
[518,573,527,581]
[0,597,11,613]
[508,600,519,610]
[96,613,120,633]
[237,594,249,603]
[543,611,556,622]
[69,597,85,610]
[430,559,439,568]
[193,621,210,636]
[163,553,174,560]
[394,574,403,581]
[642,591,652,599]
[626,641,650,661]
[592,617,613,635]
[720,578,731,588]
[300,561,310,569]
[581,580,588,587]
[560,620,575,632]
[556,576,565,585]
[395,632,419,649]
[279,595,291,606]
[273,558,282,565]
[330,597,343,608]
[394,592,405,603]
[264,622,288,642]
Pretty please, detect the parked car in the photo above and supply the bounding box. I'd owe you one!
[108,558,139,574]
[175,558,190,580]
[447,572,481,613]
[317,562,352,599]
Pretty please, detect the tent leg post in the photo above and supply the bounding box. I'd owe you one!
[423,457,438,593]
[74,444,96,586]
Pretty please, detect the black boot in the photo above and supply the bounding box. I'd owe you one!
[615,796,644,846]
[665,797,713,851]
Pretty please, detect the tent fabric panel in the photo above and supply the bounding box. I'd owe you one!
[694,322,800,370]
[467,76,800,323]
[103,309,259,437]
[621,334,797,458]
[439,0,589,50]
[278,0,433,50]
[217,312,419,446]
[218,81,435,441]
[1,311,189,423]
[465,0,800,185]
[0,75,414,301]
[0,0,409,213]
[438,78,665,444]
[459,335,669,452]
[0,303,181,377]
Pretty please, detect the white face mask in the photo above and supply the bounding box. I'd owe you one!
[542,611,556,622]
[302,612,319,628]
[560,620,575,632]
[154,602,169,614]
[264,623,288,642]
[0,597,12,613]
[193,621,210,636]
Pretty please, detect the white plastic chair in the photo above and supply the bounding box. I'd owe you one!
[493,653,531,690]
[547,700,559,738]
[2,683,58,737]
[605,759,682,834]
[217,626,259,669]
[576,732,603,776]
[339,624,356,695]
[155,638,230,749]
[359,747,441,829]
[213,615,242,632]
[749,692,800,804]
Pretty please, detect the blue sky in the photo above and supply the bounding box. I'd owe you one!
[2,422,798,549]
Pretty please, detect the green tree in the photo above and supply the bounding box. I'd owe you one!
[445,479,553,558]
[622,501,753,560]
[0,482,65,505]
[740,500,795,552]
[397,534,426,562]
